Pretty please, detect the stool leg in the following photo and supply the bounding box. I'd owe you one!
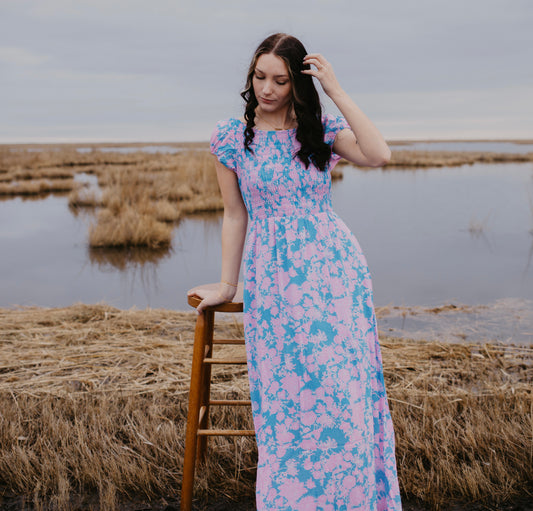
[197,309,215,463]
[181,312,208,511]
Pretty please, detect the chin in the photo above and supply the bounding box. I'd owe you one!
[259,101,276,110]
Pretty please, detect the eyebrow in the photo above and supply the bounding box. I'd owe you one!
[255,67,289,79]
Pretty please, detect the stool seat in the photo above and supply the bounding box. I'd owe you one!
[181,282,253,511]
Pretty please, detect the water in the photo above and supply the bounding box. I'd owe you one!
[377,298,533,344]
[1,162,532,324]
[334,162,533,307]
[0,197,223,309]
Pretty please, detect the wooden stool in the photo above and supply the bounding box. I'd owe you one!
[181,283,255,511]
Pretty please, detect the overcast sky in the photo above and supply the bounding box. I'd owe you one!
[1,0,532,143]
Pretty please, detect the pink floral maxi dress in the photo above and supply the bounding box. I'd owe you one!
[210,115,402,510]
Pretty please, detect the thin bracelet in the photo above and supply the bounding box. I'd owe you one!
[221,280,238,288]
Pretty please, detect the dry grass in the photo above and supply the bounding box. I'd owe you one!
[89,208,173,248]
[330,168,343,180]
[0,146,221,248]
[85,151,221,247]
[9,167,75,181]
[0,178,79,196]
[383,340,532,507]
[0,304,530,510]
[386,150,533,168]
[68,188,103,209]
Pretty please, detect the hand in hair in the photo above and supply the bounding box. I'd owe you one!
[301,53,343,99]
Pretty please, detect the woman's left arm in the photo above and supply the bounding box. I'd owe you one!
[302,53,391,167]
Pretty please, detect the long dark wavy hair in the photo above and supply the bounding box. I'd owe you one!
[240,33,332,172]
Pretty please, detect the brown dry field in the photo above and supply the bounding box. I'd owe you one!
[0,304,531,510]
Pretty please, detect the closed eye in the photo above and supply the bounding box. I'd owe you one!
[255,77,288,86]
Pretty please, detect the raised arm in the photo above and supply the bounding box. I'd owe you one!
[302,53,391,168]
[187,159,248,313]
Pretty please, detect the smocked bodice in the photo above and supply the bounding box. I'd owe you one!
[209,116,349,222]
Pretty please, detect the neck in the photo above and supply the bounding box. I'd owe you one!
[256,107,294,130]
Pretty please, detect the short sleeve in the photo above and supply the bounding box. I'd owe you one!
[323,114,351,167]
[323,114,350,147]
[210,119,237,172]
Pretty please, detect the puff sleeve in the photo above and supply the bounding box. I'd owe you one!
[323,114,351,167]
[210,119,237,172]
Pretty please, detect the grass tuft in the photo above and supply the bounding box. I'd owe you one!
[68,187,103,209]
[89,207,172,248]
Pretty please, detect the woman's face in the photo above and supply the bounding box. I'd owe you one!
[252,53,292,114]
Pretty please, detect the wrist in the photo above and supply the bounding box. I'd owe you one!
[218,281,237,301]
[328,87,348,104]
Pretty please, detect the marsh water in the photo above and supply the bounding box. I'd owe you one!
[1,147,532,342]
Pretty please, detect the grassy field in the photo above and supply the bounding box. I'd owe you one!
[0,304,530,510]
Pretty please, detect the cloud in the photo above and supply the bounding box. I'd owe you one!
[0,0,532,142]
[0,46,50,66]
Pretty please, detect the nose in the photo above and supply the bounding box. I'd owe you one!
[263,80,273,95]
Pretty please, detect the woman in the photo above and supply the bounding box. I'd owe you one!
[188,33,402,510]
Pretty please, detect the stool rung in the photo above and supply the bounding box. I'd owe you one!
[213,339,245,345]
[198,429,256,436]
[210,399,252,406]
[203,357,247,364]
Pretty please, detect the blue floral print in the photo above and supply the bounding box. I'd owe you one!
[210,115,402,510]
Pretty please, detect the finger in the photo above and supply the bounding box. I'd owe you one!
[303,59,327,73]
[196,298,209,314]
[303,54,327,65]
[196,293,221,314]
[304,53,323,60]
[189,287,209,298]
[303,57,321,66]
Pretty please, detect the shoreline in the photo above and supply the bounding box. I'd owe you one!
[1,298,531,345]
[2,137,533,149]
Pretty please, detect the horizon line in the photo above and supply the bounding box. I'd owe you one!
[1,137,533,146]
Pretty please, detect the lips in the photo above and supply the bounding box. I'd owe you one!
[260,97,274,104]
